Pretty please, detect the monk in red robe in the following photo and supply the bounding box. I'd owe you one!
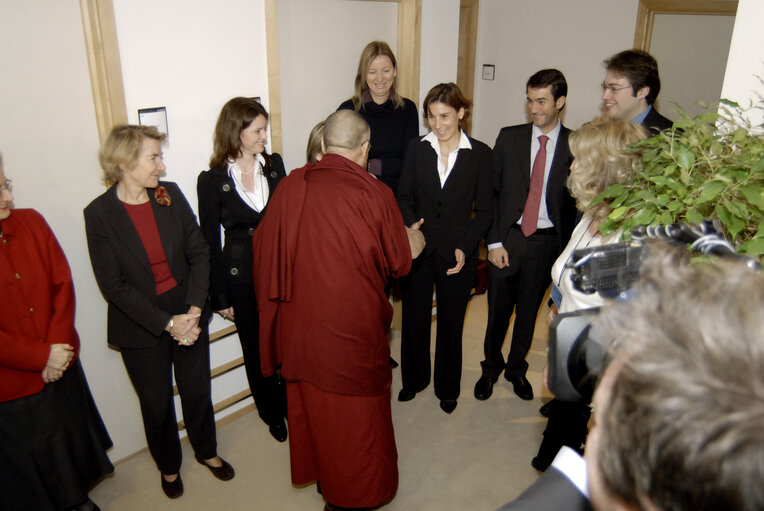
[253,110,425,510]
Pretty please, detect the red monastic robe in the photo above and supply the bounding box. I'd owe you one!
[253,153,412,507]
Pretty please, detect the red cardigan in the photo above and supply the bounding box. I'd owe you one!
[0,209,80,401]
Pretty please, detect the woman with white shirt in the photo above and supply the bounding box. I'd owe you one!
[396,83,493,413]
[534,116,647,471]
[197,97,287,442]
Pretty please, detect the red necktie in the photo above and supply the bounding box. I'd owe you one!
[520,135,549,237]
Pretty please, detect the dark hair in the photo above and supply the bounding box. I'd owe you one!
[604,49,661,105]
[526,69,568,105]
[422,82,472,129]
[209,97,271,169]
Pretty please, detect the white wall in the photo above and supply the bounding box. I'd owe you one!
[651,13,735,119]
[277,0,398,173]
[721,0,764,131]
[419,0,460,132]
[471,0,639,144]
[0,0,143,461]
[113,0,270,212]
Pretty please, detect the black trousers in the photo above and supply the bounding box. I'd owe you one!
[227,280,286,426]
[120,285,217,475]
[481,227,559,380]
[400,252,476,401]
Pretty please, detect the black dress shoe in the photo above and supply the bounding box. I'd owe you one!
[473,375,495,400]
[195,454,235,481]
[539,400,553,417]
[506,374,534,400]
[531,456,550,472]
[161,473,184,499]
[269,420,288,442]
[439,399,457,414]
[397,388,416,402]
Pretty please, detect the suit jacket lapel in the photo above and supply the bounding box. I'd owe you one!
[422,145,443,195]
[442,146,471,193]
[150,187,176,270]
[518,125,533,188]
[546,126,570,196]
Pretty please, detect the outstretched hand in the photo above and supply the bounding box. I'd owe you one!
[406,218,426,259]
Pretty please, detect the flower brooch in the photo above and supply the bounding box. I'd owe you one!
[154,185,171,206]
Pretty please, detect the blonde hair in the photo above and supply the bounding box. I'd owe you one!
[567,116,647,218]
[99,125,166,186]
[350,41,403,111]
[306,121,325,163]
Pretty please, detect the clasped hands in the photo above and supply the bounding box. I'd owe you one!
[166,306,202,346]
[42,343,75,383]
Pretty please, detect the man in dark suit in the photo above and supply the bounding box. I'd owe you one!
[497,447,591,511]
[474,69,577,402]
[601,49,673,133]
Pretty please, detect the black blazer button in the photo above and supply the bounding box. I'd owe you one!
[230,267,239,276]
[248,227,255,236]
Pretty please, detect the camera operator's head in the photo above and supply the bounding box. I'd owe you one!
[568,116,647,218]
[586,243,764,511]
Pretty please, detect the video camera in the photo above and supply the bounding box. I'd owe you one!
[547,221,759,403]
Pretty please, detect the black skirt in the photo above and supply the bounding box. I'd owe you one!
[0,359,114,510]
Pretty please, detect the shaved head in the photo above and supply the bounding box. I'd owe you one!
[323,110,370,152]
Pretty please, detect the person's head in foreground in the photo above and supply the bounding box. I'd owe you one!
[586,242,764,511]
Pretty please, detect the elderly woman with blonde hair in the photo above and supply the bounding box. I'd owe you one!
[85,125,234,499]
[533,116,647,472]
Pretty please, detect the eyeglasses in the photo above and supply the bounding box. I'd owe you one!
[601,83,632,94]
[0,179,12,194]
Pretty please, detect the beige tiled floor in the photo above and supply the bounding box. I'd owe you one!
[90,291,553,510]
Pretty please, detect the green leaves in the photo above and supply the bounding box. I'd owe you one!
[591,100,764,262]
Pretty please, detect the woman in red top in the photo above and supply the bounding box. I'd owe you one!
[0,153,113,511]
[84,125,234,499]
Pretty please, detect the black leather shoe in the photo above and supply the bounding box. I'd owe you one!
[195,454,235,481]
[269,420,288,442]
[161,473,184,499]
[473,375,495,400]
[531,456,550,472]
[397,388,416,402]
[439,399,457,414]
[539,400,553,417]
[506,374,534,400]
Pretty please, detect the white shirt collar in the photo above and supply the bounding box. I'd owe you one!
[532,120,561,143]
[423,129,472,154]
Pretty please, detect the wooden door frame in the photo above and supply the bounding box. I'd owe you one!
[634,0,737,51]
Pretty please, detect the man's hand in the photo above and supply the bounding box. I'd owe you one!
[406,218,425,259]
[488,246,509,269]
[446,249,466,275]
[546,303,559,325]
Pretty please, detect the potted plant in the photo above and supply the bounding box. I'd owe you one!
[593,99,764,262]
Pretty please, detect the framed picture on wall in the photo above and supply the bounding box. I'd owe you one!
[138,106,169,136]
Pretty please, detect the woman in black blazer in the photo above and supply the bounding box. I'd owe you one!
[85,125,233,500]
[396,83,493,414]
[197,97,287,442]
